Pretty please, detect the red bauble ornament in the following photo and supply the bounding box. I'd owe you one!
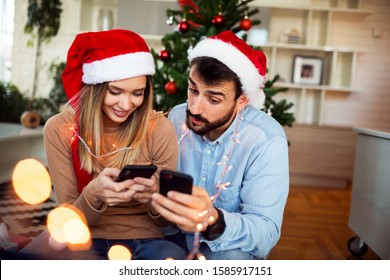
[158,49,171,61]
[165,81,178,95]
[240,17,252,31]
[212,14,224,27]
[178,20,190,33]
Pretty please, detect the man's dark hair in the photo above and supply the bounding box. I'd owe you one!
[190,57,243,100]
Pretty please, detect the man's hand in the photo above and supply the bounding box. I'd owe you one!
[151,186,218,232]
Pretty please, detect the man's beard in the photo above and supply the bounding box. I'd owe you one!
[185,105,236,136]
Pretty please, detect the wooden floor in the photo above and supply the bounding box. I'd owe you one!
[268,184,380,260]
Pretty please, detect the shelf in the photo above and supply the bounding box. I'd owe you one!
[258,43,367,53]
[143,34,163,41]
[274,82,356,93]
[249,4,371,14]
[80,0,118,31]
[250,0,371,14]
[246,0,369,125]
[327,7,371,14]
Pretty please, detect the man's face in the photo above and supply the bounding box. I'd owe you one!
[185,68,247,141]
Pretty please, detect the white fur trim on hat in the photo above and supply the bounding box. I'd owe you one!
[82,52,155,84]
[188,38,266,110]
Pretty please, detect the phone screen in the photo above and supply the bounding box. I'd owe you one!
[159,169,193,196]
[115,164,157,182]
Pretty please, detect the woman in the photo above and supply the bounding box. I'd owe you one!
[22,29,184,260]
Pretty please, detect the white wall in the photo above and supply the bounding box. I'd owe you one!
[117,0,177,35]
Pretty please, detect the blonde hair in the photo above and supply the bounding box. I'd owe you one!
[66,76,154,174]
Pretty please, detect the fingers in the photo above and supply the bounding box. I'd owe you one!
[168,187,210,211]
[130,182,156,193]
[105,188,137,206]
[133,190,154,203]
[100,167,121,180]
[107,187,154,205]
[89,168,158,206]
[151,190,211,232]
[133,176,155,185]
[151,193,198,231]
[130,177,157,204]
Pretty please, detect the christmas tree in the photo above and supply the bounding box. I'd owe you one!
[151,0,295,127]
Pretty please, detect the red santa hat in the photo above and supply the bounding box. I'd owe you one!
[62,29,155,100]
[188,30,267,110]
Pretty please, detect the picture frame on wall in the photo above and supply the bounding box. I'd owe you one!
[292,55,323,85]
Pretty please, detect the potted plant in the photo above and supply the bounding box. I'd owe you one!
[0,82,28,123]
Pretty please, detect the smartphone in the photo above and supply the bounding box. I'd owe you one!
[159,169,193,196]
[115,164,157,182]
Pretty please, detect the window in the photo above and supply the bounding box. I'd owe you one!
[0,0,14,82]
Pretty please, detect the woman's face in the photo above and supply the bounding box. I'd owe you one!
[102,76,147,124]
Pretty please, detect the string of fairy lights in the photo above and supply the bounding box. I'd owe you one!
[179,110,243,260]
[71,126,133,158]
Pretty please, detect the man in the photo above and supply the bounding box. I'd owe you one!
[151,30,289,260]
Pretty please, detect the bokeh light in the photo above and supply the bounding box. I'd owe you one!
[63,219,90,244]
[12,158,51,205]
[108,245,132,260]
[47,205,91,250]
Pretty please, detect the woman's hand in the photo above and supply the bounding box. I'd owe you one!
[84,167,138,207]
[130,176,157,204]
[151,186,218,232]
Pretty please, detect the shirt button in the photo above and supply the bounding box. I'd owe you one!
[206,150,211,155]
[202,176,207,181]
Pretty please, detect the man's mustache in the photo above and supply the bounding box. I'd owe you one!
[186,109,209,123]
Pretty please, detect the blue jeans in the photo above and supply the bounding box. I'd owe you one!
[91,238,186,260]
[20,229,186,260]
[199,242,260,260]
[165,231,260,260]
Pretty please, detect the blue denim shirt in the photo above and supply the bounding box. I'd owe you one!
[168,103,289,258]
